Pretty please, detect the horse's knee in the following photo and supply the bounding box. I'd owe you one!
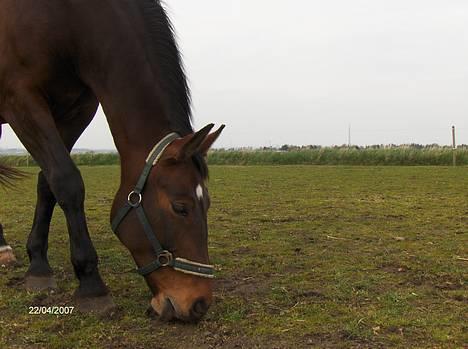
[36,171,55,201]
[47,166,85,210]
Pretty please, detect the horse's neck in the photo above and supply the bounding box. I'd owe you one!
[83,42,173,176]
[76,1,188,182]
[93,64,171,155]
[82,55,166,189]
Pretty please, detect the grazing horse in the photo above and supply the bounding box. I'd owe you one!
[0,0,224,322]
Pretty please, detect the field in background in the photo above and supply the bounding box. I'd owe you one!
[208,146,468,166]
[0,166,466,348]
[1,145,468,167]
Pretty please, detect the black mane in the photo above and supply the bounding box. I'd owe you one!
[139,1,208,179]
[138,0,193,136]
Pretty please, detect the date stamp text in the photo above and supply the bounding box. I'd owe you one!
[28,306,75,315]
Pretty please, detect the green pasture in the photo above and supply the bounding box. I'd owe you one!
[0,166,466,348]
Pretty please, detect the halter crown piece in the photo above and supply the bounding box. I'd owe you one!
[111,133,215,278]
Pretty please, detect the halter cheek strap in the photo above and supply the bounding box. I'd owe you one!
[111,132,214,279]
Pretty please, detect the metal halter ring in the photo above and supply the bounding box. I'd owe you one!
[157,251,173,267]
[127,191,142,208]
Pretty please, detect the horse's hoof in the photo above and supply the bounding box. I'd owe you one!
[24,275,57,292]
[0,246,17,267]
[75,294,116,315]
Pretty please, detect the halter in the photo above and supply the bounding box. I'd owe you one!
[111,133,214,279]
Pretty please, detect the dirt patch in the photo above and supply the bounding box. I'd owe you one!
[379,262,410,274]
[215,276,270,299]
[302,332,375,349]
[30,289,71,307]
[139,327,301,349]
[295,290,326,299]
[404,272,465,290]
[450,294,468,303]
[231,246,252,255]
[434,280,464,291]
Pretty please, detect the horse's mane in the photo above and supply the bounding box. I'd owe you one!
[138,0,193,136]
[139,1,208,179]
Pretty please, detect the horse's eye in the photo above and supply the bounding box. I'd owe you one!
[172,202,189,217]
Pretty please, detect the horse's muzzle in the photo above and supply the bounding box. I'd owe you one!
[150,295,211,323]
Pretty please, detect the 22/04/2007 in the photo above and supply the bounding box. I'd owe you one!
[29,306,74,315]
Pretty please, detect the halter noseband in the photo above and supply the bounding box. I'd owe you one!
[111,133,214,279]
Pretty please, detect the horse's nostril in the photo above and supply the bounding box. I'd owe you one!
[190,298,209,321]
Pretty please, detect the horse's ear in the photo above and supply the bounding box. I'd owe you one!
[200,125,225,156]
[175,124,215,160]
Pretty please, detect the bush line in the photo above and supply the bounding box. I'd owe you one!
[1,146,467,166]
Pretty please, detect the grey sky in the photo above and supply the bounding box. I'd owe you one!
[1,0,467,149]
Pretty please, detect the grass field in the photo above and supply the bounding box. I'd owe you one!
[0,165,466,348]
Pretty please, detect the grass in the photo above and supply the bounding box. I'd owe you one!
[0,165,467,348]
[207,147,468,166]
[1,146,468,166]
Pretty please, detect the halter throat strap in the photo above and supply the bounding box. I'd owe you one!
[111,132,214,279]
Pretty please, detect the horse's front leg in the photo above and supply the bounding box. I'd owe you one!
[4,88,113,312]
[24,89,98,293]
[0,224,17,266]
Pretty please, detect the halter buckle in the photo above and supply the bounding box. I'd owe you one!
[127,191,142,207]
[157,250,173,267]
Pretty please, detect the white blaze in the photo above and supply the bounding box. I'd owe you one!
[196,184,204,201]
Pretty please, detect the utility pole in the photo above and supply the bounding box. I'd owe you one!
[348,124,351,147]
[452,125,456,167]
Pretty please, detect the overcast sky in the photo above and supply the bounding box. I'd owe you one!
[1,0,467,149]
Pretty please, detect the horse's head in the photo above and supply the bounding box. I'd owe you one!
[112,124,224,322]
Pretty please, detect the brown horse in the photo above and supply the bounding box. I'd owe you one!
[0,0,224,322]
